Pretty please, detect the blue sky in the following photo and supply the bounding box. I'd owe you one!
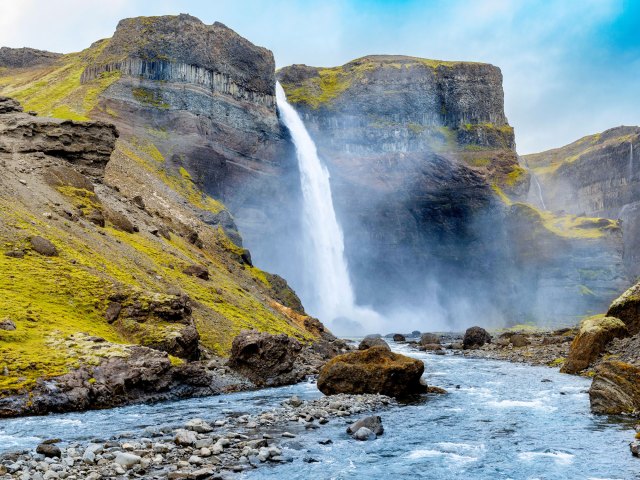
[1,0,639,153]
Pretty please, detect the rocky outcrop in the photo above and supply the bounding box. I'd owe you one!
[0,47,62,68]
[524,127,640,277]
[607,281,640,335]
[561,316,628,374]
[227,330,303,387]
[317,346,426,397]
[358,335,390,351]
[589,360,640,414]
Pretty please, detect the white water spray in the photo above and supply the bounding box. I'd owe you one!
[629,141,634,180]
[275,83,381,334]
[531,173,547,210]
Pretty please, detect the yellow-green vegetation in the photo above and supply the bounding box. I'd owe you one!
[56,186,102,217]
[0,40,120,121]
[495,323,542,334]
[549,357,565,367]
[578,314,624,334]
[504,165,528,187]
[132,87,169,109]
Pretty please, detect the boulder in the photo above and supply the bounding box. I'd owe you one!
[105,208,136,233]
[346,415,383,436]
[114,451,142,468]
[227,330,303,386]
[392,334,406,342]
[185,418,213,433]
[589,360,640,414]
[352,427,376,441]
[509,334,530,347]
[607,282,640,335]
[420,333,441,345]
[30,236,58,256]
[182,264,209,280]
[0,96,23,114]
[561,316,628,374]
[0,319,16,331]
[358,335,390,351]
[175,429,198,446]
[463,326,491,349]
[36,443,61,458]
[317,346,426,397]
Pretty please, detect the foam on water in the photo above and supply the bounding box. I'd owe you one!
[518,450,575,465]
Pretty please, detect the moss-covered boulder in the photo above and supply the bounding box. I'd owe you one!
[561,316,628,374]
[607,282,640,335]
[317,346,426,397]
[589,360,640,414]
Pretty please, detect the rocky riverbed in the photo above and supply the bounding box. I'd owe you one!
[0,394,393,479]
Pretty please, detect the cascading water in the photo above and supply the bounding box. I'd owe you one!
[531,173,547,210]
[629,141,634,179]
[275,83,381,333]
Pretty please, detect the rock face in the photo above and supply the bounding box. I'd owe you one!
[277,56,625,326]
[589,360,640,414]
[561,316,628,374]
[463,326,491,349]
[317,346,426,397]
[524,126,640,277]
[607,281,640,335]
[227,330,303,386]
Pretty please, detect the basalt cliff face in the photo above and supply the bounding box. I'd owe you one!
[277,56,626,326]
[524,127,640,277]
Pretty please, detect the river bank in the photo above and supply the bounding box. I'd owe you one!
[1,343,637,479]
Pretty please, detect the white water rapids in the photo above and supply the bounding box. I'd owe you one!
[275,83,381,334]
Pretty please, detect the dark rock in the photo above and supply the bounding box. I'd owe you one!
[346,415,383,436]
[227,330,303,387]
[0,47,62,69]
[392,334,406,342]
[0,319,16,331]
[30,236,58,256]
[36,442,61,458]
[132,195,145,209]
[463,326,491,349]
[608,282,640,335]
[45,165,95,191]
[3,250,24,258]
[358,335,390,351]
[105,209,136,233]
[561,316,628,374]
[352,427,376,441]
[105,302,122,323]
[317,346,426,397]
[0,96,23,114]
[631,441,640,457]
[182,264,210,280]
[509,334,531,348]
[420,333,441,346]
[589,360,640,414]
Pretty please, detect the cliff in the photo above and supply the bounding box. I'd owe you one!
[277,56,626,325]
[524,126,640,276]
[0,47,62,69]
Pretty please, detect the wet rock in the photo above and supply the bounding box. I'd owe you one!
[182,264,209,280]
[463,326,491,349]
[30,236,58,256]
[358,335,390,351]
[630,441,640,457]
[346,415,383,436]
[392,334,406,342]
[608,282,640,335]
[589,360,640,414]
[562,316,628,374]
[0,319,16,330]
[227,330,303,386]
[36,443,61,458]
[175,429,198,446]
[420,333,441,345]
[185,418,213,433]
[317,346,426,397]
[352,427,376,441]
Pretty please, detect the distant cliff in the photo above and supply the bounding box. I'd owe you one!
[524,126,640,276]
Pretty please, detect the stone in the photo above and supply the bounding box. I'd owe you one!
[561,316,628,374]
[0,319,16,330]
[288,395,303,407]
[185,418,213,433]
[392,334,406,342]
[463,326,492,349]
[589,360,640,414]
[317,346,426,397]
[36,443,61,458]
[352,427,376,441]
[82,443,102,463]
[182,264,209,280]
[358,335,390,351]
[227,330,303,386]
[104,209,136,233]
[509,334,530,348]
[346,415,383,436]
[114,451,141,468]
[420,333,441,346]
[174,429,198,446]
[608,282,640,335]
[4,250,24,258]
[630,441,640,457]
[30,236,58,256]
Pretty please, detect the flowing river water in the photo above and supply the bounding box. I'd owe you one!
[0,343,637,479]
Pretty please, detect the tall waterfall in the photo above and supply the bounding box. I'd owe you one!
[276,83,381,333]
[629,141,634,179]
[531,173,547,210]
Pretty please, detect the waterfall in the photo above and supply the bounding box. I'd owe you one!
[531,173,547,210]
[629,141,634,180]
[275,83,381,333]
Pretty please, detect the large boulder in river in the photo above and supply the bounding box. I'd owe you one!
[463,326,492,349]
[561,316,628,374]
[359,335,390,351]
[392,334,406,342]
[227,330,303,387]
[420,333,441,346]
[589,360,640,414]
[607,282,640,335]
[317,346,426,397]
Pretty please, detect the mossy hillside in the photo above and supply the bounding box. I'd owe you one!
[0,40,120,121]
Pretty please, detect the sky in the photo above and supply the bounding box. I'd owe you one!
[1,0,639,153]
